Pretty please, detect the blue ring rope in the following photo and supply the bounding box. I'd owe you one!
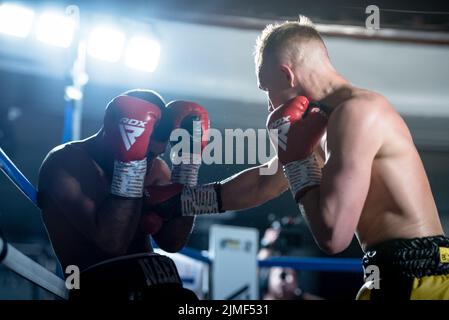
[0,147,38,205]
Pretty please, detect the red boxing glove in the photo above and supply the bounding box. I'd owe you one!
[139,184,184,236]
[166,101,209,149]
[140,101,210,234]
[103,95,161,198]
[148,108,169,157]
[139,212,164,235]
[267,96,328,200]
[166,101,209,185]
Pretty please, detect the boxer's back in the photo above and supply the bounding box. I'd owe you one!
[333,89,444,250]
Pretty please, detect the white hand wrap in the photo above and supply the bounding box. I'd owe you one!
[180,184,221,216]
[171,152,201,186]
[111,159,147,198]
[283,154,322,200]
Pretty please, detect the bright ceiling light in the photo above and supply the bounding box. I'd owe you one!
[124,35,161,72]
[87,25,125,63]
[36,11,76,48]
[0,4,35,38]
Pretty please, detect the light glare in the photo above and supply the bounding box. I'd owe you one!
[0,4,35,38]
[124,36,161,72]
[87,25,125,63]
[36,11,76,48]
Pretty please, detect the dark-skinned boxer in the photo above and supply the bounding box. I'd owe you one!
[143,16,449,300]
[38,89,208,300]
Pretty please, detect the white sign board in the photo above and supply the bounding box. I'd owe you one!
[210,225,259,300]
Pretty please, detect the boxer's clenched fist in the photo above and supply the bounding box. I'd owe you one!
[267,96,328,201]
[166,100,209,186]
[104,95,161,198]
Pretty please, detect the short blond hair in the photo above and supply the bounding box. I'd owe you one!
[254,15,324,80]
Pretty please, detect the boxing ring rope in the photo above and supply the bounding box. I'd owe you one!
[162,243,363,273]
[1,145,361,300]
[145,11,449,46]
[0,147,38,205]
[0,234,69,299]
[178,246,211,265]
[258,256,361,273]
[0,147,69,299]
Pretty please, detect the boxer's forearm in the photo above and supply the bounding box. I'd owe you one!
[39,175,143,256]
[220,160,288,211]
[94,197,143,255]
[220,171,264,210]
[152,216,195,252]
[299,188,338,253]
[299,186,357,255]
[144,161,287,217]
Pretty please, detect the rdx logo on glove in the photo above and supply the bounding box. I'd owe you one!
[120,117,148,127]
[119,117,148,151]
[268,116,291,151]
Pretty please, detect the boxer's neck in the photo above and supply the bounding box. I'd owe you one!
[318,81,354,110]
[302,69,351,106]
[84,132,114,176]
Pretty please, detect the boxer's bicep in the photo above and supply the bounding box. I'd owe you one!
[158,158,172,182]
[39,153,97,238]
[147,157,171,185]
[312,102,382,252]
[319,148,372,244]
[314,133,327,166]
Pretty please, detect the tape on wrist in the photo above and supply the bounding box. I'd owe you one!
[180,183,223,215]
[283,154,322,200]
[171,153,201,186]
[111,159,147,198]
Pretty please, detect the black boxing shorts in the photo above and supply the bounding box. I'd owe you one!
[69,253,198,301]
[357,235,449,300]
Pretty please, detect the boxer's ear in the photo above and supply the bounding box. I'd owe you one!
[280,65,296,88]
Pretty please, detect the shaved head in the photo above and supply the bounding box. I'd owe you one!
[255,15,329,89]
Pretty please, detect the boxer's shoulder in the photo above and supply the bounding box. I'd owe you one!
[146,156,171,185]
[152,156,170,171]
[39,139,102,194]
[40,141,93,177]
[339,90,410,138]
[323,91,388,155]
[331,90,399,134]
[329,93,384,130]
[335,89,389,113]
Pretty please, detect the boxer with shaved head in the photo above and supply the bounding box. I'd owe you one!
[145,16,449,300]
